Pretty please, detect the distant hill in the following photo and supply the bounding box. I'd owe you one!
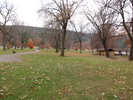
[7,25,90,42]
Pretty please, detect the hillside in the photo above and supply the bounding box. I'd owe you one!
[7,25,90,42]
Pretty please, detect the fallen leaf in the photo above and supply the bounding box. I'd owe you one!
[114,95,117,98]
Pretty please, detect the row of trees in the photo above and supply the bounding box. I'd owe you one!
[0,1,33,50]
[38,0,133,60]
[0,0,132,60]
[38,0,84,56]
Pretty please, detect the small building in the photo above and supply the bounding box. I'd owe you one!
[97,48,123,56]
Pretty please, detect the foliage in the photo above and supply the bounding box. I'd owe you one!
[44,43,51,50]
[82,43,86,50]
[27,39,34,49]
[6,25,90,46]
[33,37,41,46]
[125,39,131,45]
[6,42,10,49]
[23,43,27,48]
[0,50,133,100]
[39,44,45,49]
[16,40,21,48]
[73,43,79,51]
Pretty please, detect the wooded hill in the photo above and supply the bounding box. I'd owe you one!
[0,25,126,50]
[10,25,90,43]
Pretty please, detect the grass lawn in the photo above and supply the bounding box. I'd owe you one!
[0,48,35,55]
[0,49,133,100]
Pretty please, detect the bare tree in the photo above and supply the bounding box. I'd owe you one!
[71,20,86,53]
[0,1,16,51]
[84,0,118,57]
[38,0,83,56]
[51,21,62,53]
[14,21,31,50]
[5,26,16,44]
[66,34,72,51]
[107,0,133,60]
[54,29,61,53]
[88,29,102,54]
[43,20,62,53]
[39,27,49,45]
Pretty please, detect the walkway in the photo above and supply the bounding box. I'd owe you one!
[0,50,40,62]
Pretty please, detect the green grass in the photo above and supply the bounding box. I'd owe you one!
[0,50,133,100]
[0,48,35,55]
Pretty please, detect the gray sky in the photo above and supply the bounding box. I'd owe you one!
[1,0,131,28]
[1,0,92,28]
[0,0,95,28]
[2,0,43,27]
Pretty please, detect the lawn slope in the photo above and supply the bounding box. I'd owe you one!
[0,50,133,100]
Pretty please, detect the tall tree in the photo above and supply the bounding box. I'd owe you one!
[53,28,61,53]
[47,20,62,53]
[89,30,102,54]
[33,37,41,46]
[84,0,118,57]
[14,21,31,50]
[38,0,83,56]
[5,26,16,44]
[107,0,133,60]
[73,43,79,51]
[44,42,51,52]
[0,1,16,51]
[39,27,49,45]
[71,20,86,53]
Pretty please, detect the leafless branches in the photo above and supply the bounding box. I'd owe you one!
[70,19,87,53]
[14,21,31,50]
[38,0,83,56]
[0,1,16,51]
[106,0,133,60]
[84,0,118,57]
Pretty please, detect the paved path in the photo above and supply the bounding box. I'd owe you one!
[0,50,40,62]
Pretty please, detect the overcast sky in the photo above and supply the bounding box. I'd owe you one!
[0,0,93,28]
[2,0,43,27]
[1,0,131,28]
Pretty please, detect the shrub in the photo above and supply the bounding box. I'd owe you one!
[39,44,45,49]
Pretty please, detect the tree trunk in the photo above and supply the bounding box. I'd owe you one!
[92,44,93,54]
[103,41,110,57]
[55,42,58,53]
[3,34,6,51]
[126,50,127,56]
[61,26,66,56]
[129,39,133,60]
[130,7,133,60]
[79,40,82,53]
[21,42,23,50]
[68,48,69,51]
[56,33,60,53]
[132,17,133,37]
